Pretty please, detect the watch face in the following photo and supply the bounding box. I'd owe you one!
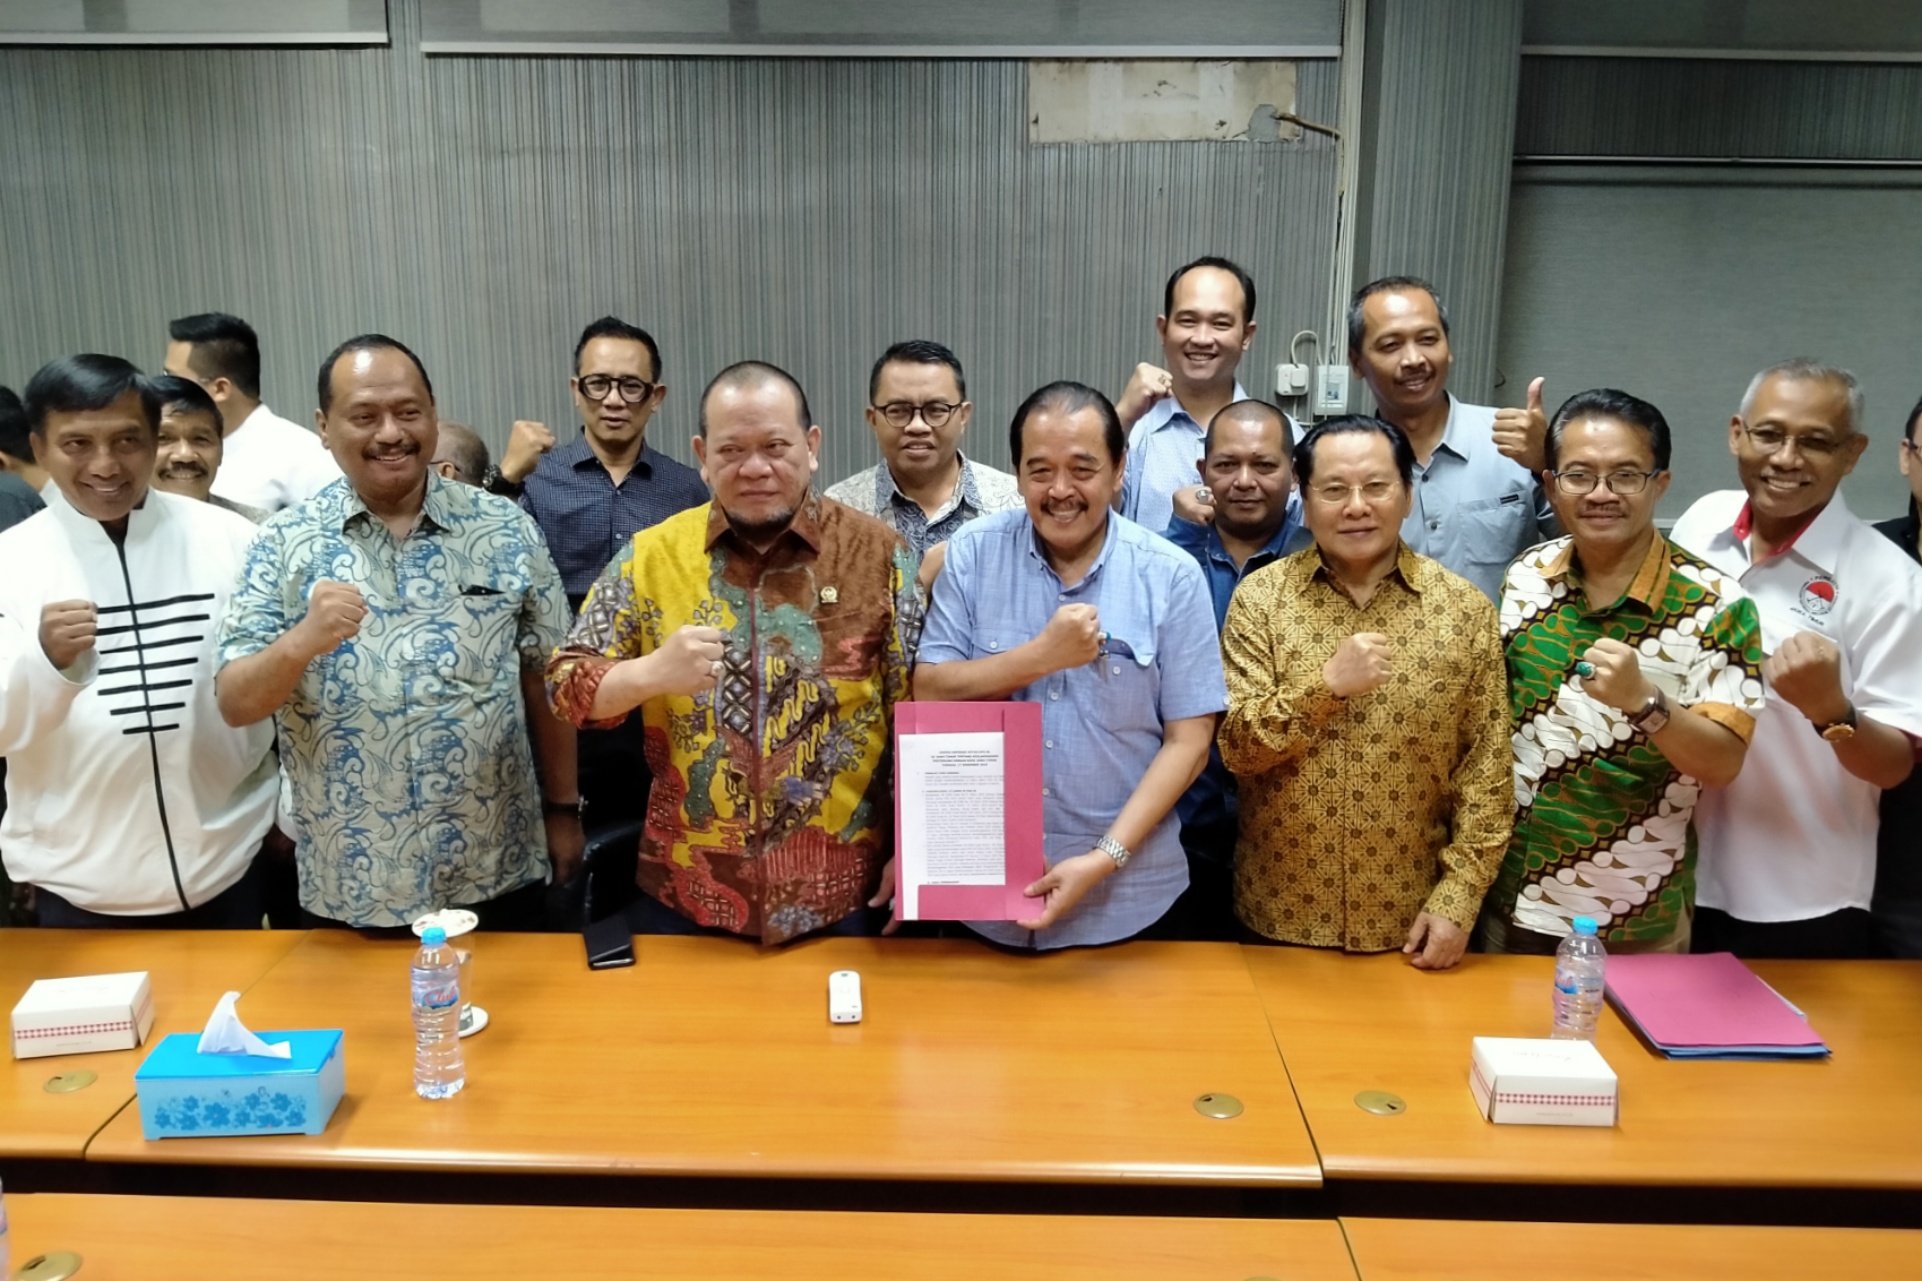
[1821,723,1857,742]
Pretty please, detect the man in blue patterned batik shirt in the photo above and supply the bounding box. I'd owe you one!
[216,335,580,931]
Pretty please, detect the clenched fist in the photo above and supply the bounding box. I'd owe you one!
[500,419,558,484]
[1493,375,1549,474]
[650,624,727,698]
[1765,631,1850,726]
[39,600,98,670]
[295,580,367,658]
[1573,637,1655,715]
[1116,362,1176,426]
[1035,604,1102,673]
[1323,632,1394,698]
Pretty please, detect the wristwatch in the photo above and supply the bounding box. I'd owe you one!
[1095,835,1132,870]
[1815,704,1858,743]
[483,464,524,498]
[542,796,586,819]
[1627,687,1671,736]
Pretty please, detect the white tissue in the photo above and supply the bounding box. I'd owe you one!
[196,990,292,1059]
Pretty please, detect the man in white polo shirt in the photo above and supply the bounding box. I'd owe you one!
[164,312,339,513]
[1671,359,1922,958]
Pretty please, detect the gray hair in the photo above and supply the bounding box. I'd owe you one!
[1740,359,1864,436]
[434,421,489,486]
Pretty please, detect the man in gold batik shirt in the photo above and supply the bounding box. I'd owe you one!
[1219,416,1512,970]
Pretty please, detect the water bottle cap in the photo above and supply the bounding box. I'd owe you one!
[421,926,447,945]
[1572,916,1598,936]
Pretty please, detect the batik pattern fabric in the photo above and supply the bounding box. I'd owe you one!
[1219,545,1512,951]
[217,475,568,927]
[1490,534,1765,946]
[547,498,923,944]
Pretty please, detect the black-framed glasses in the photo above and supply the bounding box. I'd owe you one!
[1552,469,1662,495]
[873,400,959,429]
[578,374,656,403]
[1737,422,1846,458]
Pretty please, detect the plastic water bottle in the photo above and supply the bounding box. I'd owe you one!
[411,925,465,1099]
[1551,915,1608,1041]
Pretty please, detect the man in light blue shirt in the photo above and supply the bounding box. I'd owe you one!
[1116,256,1301,536]
[916,381,1224,949]
[1348,275,1555,600]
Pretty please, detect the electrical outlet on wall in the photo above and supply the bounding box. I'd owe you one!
[1315,365,1348,414]
[1274,363,1311,396]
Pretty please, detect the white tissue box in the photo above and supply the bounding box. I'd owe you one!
[10,971,155,1059]
[1469,1036,1618,1127]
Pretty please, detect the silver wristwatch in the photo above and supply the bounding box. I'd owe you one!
[1628,687,1671,736]
[1095,835,1132,870]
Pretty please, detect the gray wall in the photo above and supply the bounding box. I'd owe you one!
[1354,0,1525,408]
[0,0,1340,484]
[1499,166,1922,522]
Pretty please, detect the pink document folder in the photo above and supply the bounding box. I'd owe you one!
[893,701,1046,921]
[1604,952,1827,1054]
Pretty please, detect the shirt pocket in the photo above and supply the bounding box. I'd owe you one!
[429,576,526,693]
[1096,635,1163,716]
[1454,491,1532,573]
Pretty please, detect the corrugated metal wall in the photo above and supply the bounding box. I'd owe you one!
[1516,58,1922,161]
[1355,0,1524,407]
[0,0,1340,482]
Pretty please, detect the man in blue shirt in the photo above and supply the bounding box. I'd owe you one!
[1116,256,1301,536]
[1159,399,1312,938]
[493,316,709,830]
[915,381,1224,949]
[1347,275,1555,600]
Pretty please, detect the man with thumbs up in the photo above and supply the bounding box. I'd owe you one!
[1348,276,1556,600]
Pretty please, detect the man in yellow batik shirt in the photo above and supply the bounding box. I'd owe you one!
[1219,416,1512,970]
[547,362,923,945]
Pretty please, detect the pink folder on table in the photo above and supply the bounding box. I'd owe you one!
[893,701,1045,921]
[1604,952,1829,1058]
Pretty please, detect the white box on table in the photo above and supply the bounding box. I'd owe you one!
[1469,1036,1617,1127]
[9,970,155,1059]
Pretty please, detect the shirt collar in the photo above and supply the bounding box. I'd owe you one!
[881,454,982,520]
[1542,529,1673,609]
[1138,382,1251,436]
[1431,394,1469,461]
[1292,540,1425,596]
[1026,511,1121,584]
[1729,492,1853,572]
[337,473,453,536]
[703,492,823,554]
[562,432,654,477]
[1205,510,1303,569]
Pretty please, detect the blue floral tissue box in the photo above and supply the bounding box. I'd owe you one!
[134,1029,344,1139]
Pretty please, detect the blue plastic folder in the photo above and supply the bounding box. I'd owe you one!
[134,1029,345,1138]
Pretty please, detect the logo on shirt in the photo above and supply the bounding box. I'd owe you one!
[1800,576,1836,619]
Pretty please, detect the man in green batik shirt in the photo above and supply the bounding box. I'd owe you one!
[1480,389,1766,954]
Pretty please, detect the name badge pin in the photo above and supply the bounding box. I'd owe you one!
[820,586,839,605]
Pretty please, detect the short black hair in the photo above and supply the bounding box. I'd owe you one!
[1008,381,1126,467]
[869,339,967,404]
[574,316,662,382]
[1294,414,1416,489]
[1347,275,1450,356]
[1203,398,1289,458]
[1163,256,1257,325]
[0,386,28,461]
[148,373,222,427]
[316,334,435,415]
[698,360,813,438]
[168,312,262,399]
[23,354,161,436]
[1906,392,1922,444]
[1546,388,1673,472]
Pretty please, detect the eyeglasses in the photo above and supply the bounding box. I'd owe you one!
[1738,422,1846,458]
[1308,479,1400,506]
[873,401,959,429]
[1552,469,1662,496]
[577,374,656,404]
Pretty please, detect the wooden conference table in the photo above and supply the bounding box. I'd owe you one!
[1244,948,1922,1191]
[0,930,300,1160]
[2,1194,1358,1281]
[86,932,1322,1189]
[10,1196,1922,1281]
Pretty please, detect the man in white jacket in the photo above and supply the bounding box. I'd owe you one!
[0,354,278,926]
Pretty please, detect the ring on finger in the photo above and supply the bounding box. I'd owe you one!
[1574,660,1596,678]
